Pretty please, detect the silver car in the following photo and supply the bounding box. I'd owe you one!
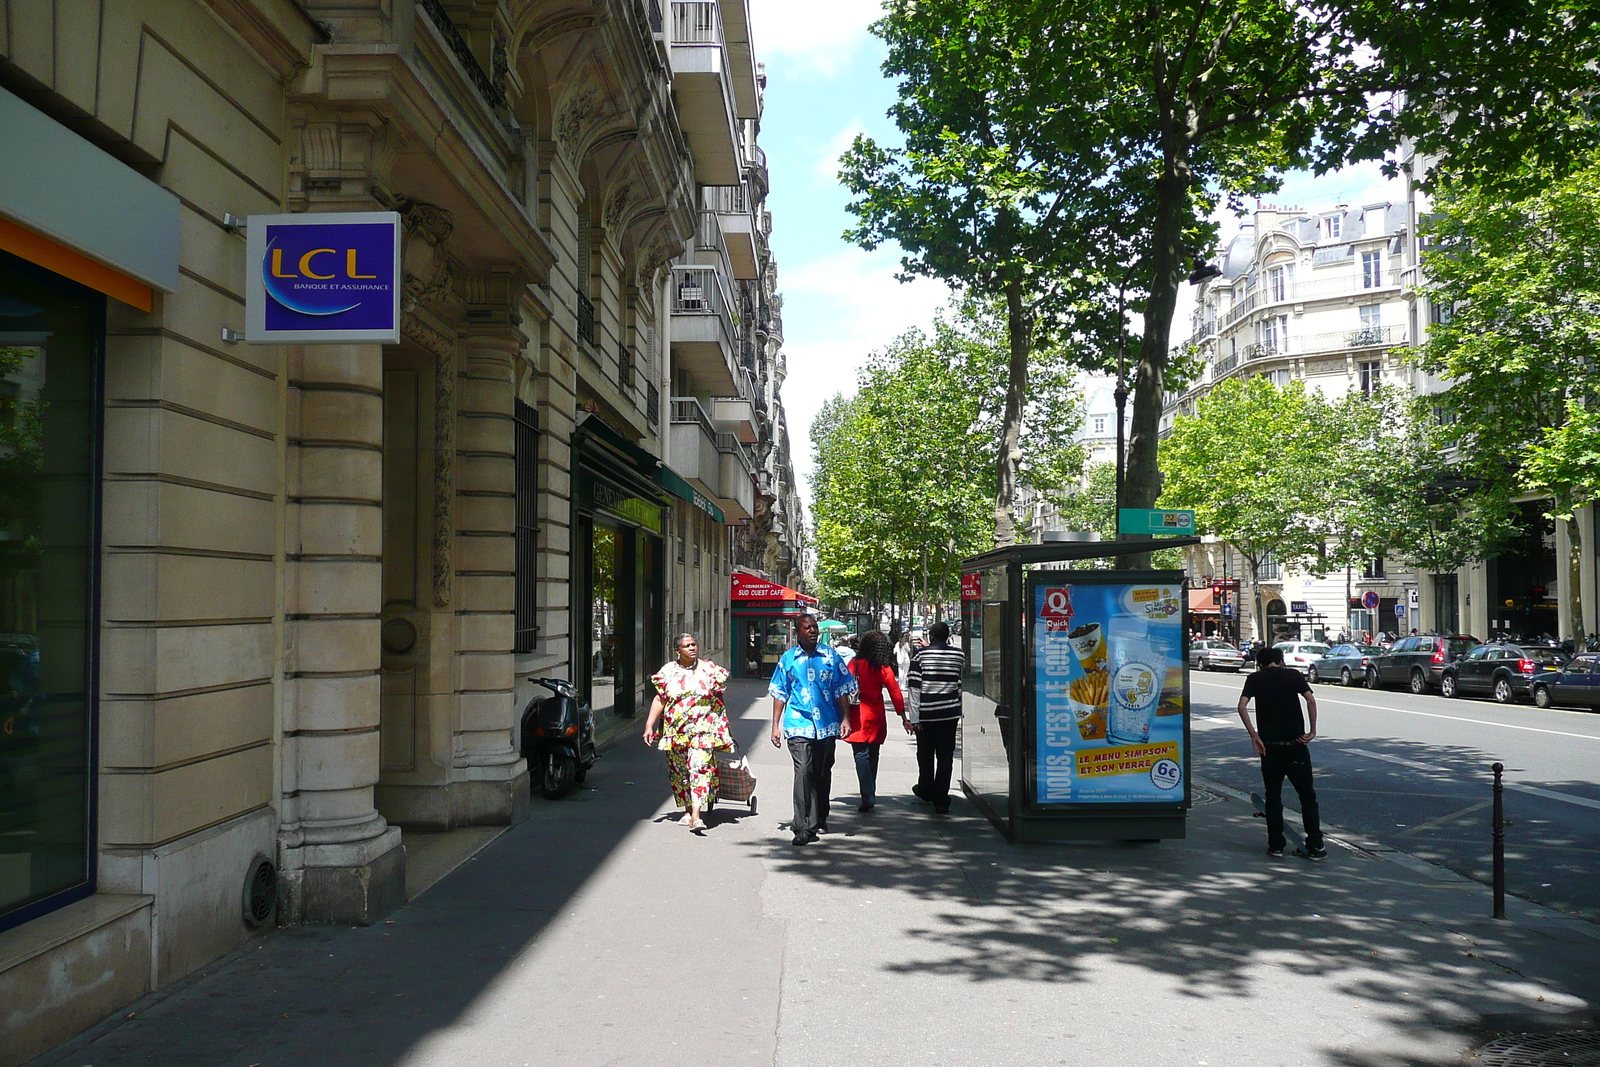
[1189,639,1245,672]
[1274,641,1331,681]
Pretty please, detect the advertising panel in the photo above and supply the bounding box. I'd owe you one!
[1033,577,1186,804]
[245,212,401,343]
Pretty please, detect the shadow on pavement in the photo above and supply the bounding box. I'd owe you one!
[29,679,778,1067]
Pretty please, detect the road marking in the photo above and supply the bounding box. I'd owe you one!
[1189,676,1600,742]
[1345,747,1600,812]
[1392,799,1492,838]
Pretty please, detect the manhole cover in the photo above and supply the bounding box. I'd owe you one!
[1474,1032,1600,1067]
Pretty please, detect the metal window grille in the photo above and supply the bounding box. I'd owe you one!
[618,344,634,390]
[514,400,539,652]
[648,0,663,33]
[577,292,595,347]
[647,381,660,426]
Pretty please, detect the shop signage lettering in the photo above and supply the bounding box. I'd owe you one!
[245,212,401,343]
[590,479,663,533]
[961,573,982,601]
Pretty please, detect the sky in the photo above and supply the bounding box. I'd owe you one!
[745,3,1406,500]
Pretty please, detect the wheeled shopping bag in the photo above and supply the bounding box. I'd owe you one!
[710,745,758,814]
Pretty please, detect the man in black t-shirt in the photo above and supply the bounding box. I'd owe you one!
[1238,646,1327,859]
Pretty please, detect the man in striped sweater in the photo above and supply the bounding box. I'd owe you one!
[907,621,966,814]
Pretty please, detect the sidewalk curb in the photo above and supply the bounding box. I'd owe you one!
[1193,774,1600,945]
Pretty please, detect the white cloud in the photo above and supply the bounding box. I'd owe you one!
[813,119,865,184]
[749,0,884,77]
[777,246,953,497]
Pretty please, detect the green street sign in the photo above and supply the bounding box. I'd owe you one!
[1118,508,1196,535]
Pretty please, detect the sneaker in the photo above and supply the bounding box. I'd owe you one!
[1267,846,1285,858]
[1306,845,1328,860]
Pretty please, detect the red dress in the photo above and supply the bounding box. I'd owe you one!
[843,659,906,744]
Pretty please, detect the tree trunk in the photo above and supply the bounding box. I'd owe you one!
[994,273,1031,547]
[1565,515,1585,644]
[1120,133,1194,568]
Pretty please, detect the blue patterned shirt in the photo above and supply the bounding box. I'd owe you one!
[769,644,858,739]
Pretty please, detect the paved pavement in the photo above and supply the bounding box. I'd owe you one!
[33,680,1600,1067]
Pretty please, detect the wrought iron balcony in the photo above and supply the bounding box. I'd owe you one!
[577,292,595,347]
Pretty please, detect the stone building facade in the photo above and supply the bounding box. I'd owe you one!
[0,1,804,1061]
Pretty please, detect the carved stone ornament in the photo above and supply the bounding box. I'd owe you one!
[376,190,457,315]
[433,344,457,608]
[555,89,600,156]
[604,182,635,231]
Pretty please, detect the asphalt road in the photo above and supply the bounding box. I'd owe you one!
[1188,667,1600,923]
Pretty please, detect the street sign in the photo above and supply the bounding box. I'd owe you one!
[1118,508,1195,535]
[1395,604,1407,618]
[1290,600,1310,614]
[1361,591,1380,609]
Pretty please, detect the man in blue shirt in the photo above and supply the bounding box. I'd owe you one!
[770,614,857,846]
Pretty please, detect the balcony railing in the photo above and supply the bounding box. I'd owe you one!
[672,396,718,438]
[1301,325,1407,354]
[672,265,736,329]
[695,209,736,283]
[419,0,508,113]
[1243,341,1280,361]
[672,0,723,44]
[1214,353,1238,375]
[618,344,634,390]
[1220,269,1406,329]
[703,184,750,215]
[577,292,595,347]
[716,431,755,473]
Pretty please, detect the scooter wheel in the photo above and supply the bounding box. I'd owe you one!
[540,755,577,799]
[748,795,758,815]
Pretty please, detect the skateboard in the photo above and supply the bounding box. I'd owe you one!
[1250,791,1307,858]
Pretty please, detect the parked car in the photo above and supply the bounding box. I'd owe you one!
[1439,643,1571,703]
[1189,639,1245,672]
[1365,634,1480,694]
[1311,644,1386,686]
[1273,641,1330,680]
[1528,653,1600,710]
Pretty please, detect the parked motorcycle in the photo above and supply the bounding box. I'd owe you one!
[519,677,597,799]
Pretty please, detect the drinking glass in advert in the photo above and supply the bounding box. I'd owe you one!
[1108,661,1160,744]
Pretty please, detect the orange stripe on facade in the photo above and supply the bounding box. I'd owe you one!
[0,214,153,312]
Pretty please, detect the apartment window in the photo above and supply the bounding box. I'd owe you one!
[1267,265,1287,302]
[1361,250,1382,289]
[1359,305,1381,329]
[513,400,539,652]
[1321,215,1342,240]
[1261,315,1286,352]
[1433,404,1457,426]
[1092,416,1106,435]
[1359,360,1382,397]
[1363,557,1387,580]
[1259,552,1280,581]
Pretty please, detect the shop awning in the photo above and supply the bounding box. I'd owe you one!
[1189,587,1221,614]
[731,571,818,606]
[657,463,726,523]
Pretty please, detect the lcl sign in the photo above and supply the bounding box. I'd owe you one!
[245,212,401,343]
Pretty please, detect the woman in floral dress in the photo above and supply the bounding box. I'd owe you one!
[643,633,733,830]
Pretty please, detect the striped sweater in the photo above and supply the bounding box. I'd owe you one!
[908,643,965,721]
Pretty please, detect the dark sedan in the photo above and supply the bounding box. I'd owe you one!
[1366,634,1480,694]
[1311,644,1386,686]
[1529,653,1600,710]
[1439,643,1571,703]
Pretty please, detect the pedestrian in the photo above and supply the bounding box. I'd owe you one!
[769,614,857,846]
[1236,645,1327,860]
[895,631,913,689]
[907,620,966,814]
[844,629,908,812]
[834,634,856,665]
[642,633,733,832]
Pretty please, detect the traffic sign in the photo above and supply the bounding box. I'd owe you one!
[1361,591,1380,609]
[1118,508,1195,535]
[1395,604,1407,618]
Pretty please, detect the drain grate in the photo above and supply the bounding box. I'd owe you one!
[1474,1032,1600,1067]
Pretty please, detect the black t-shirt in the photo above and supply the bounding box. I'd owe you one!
[1241,666,1310,742]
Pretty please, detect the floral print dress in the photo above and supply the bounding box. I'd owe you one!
[651,659,733,808]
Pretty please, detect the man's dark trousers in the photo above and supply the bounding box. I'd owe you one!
[915,718,959,808]
[788,736,835,834]
[1260,742,1323,850]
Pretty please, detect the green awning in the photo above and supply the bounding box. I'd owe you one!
[657,464,726,523]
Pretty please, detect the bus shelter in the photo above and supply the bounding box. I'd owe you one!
[959,537,1200,843]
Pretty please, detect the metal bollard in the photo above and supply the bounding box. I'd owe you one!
[1492,761,1505,920]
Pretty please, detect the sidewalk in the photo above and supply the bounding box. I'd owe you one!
[31,679,1599,1067]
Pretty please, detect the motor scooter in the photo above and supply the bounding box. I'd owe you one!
[519,677,597,799]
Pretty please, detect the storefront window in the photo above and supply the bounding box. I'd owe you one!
[590,523,619,718]
[0,251,100,928]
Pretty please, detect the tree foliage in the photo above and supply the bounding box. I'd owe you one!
[1416,151,1600,634]
[846,0,1600,568]
[810,301,1084,603]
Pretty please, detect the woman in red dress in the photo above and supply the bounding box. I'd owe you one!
[844,629,908,812]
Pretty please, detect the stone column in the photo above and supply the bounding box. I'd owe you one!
[279,342,404,924]
[447,281,529,821]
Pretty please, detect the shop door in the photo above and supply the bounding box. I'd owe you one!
[739,619,765,677]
